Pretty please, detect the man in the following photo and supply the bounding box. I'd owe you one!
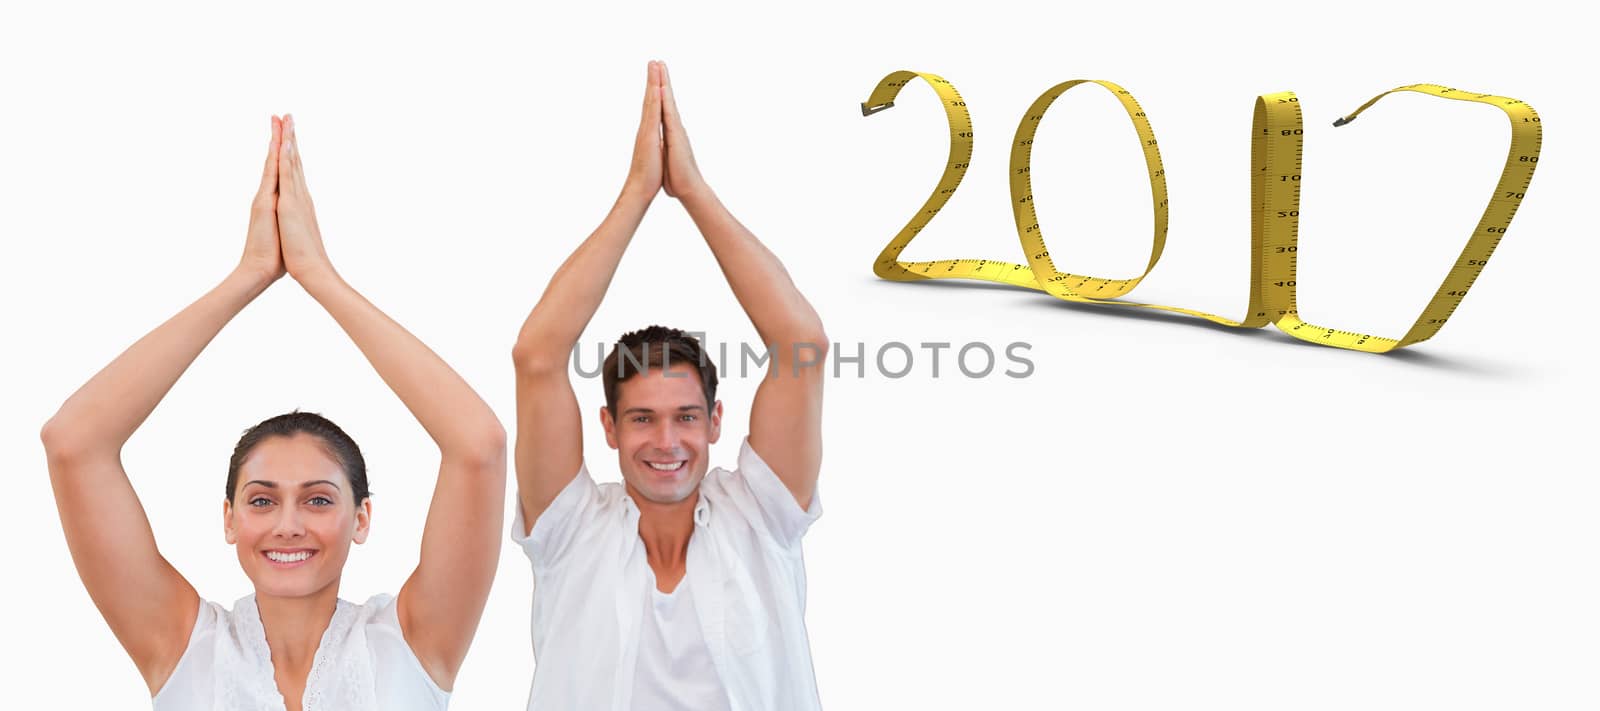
[509,60,828,711]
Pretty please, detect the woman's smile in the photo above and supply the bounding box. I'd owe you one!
[262,548,319,568]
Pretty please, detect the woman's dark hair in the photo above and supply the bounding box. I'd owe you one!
[225,410,371,505]
[602,325,717,416]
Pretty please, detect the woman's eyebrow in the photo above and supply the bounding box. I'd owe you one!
[243,479,341,491]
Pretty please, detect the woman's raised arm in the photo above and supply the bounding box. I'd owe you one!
[40,116,288,694]
[272,116,506,690]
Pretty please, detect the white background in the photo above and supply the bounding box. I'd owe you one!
[2,1,1594,709]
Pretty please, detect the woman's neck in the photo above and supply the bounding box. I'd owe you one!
[255,581,341,673]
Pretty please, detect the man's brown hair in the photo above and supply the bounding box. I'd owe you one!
[602,326,718,415]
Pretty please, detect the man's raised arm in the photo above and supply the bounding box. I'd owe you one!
[510,61,668,530]
[659,63,827,509]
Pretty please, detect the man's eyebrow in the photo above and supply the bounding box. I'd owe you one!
[622,405,706,414]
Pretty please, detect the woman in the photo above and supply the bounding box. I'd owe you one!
[40,115,506,710]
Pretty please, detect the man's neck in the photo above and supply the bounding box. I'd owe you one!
[631,487,699,592]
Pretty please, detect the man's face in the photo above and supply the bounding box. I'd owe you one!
[602,362,722,505]
[223,433,370,599]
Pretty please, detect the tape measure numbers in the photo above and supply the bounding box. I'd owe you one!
[859,71,1541,353]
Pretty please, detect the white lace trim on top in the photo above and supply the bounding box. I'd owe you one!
[153,593,447,711]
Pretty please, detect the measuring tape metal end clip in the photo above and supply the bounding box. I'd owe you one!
[862,101,895,117]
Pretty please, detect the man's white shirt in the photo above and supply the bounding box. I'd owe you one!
[512,436,823,711]
[633,570,732,711]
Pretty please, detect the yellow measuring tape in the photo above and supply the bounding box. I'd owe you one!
[859,72,1541,352]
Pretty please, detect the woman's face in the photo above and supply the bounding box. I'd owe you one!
[223,433,369,599]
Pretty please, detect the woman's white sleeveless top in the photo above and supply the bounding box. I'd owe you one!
[152,593,449,711]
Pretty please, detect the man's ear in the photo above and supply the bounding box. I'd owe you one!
[708,399,724,444]
[599,405,619,449]
[223,498,237,545]
[352,498,373,545]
